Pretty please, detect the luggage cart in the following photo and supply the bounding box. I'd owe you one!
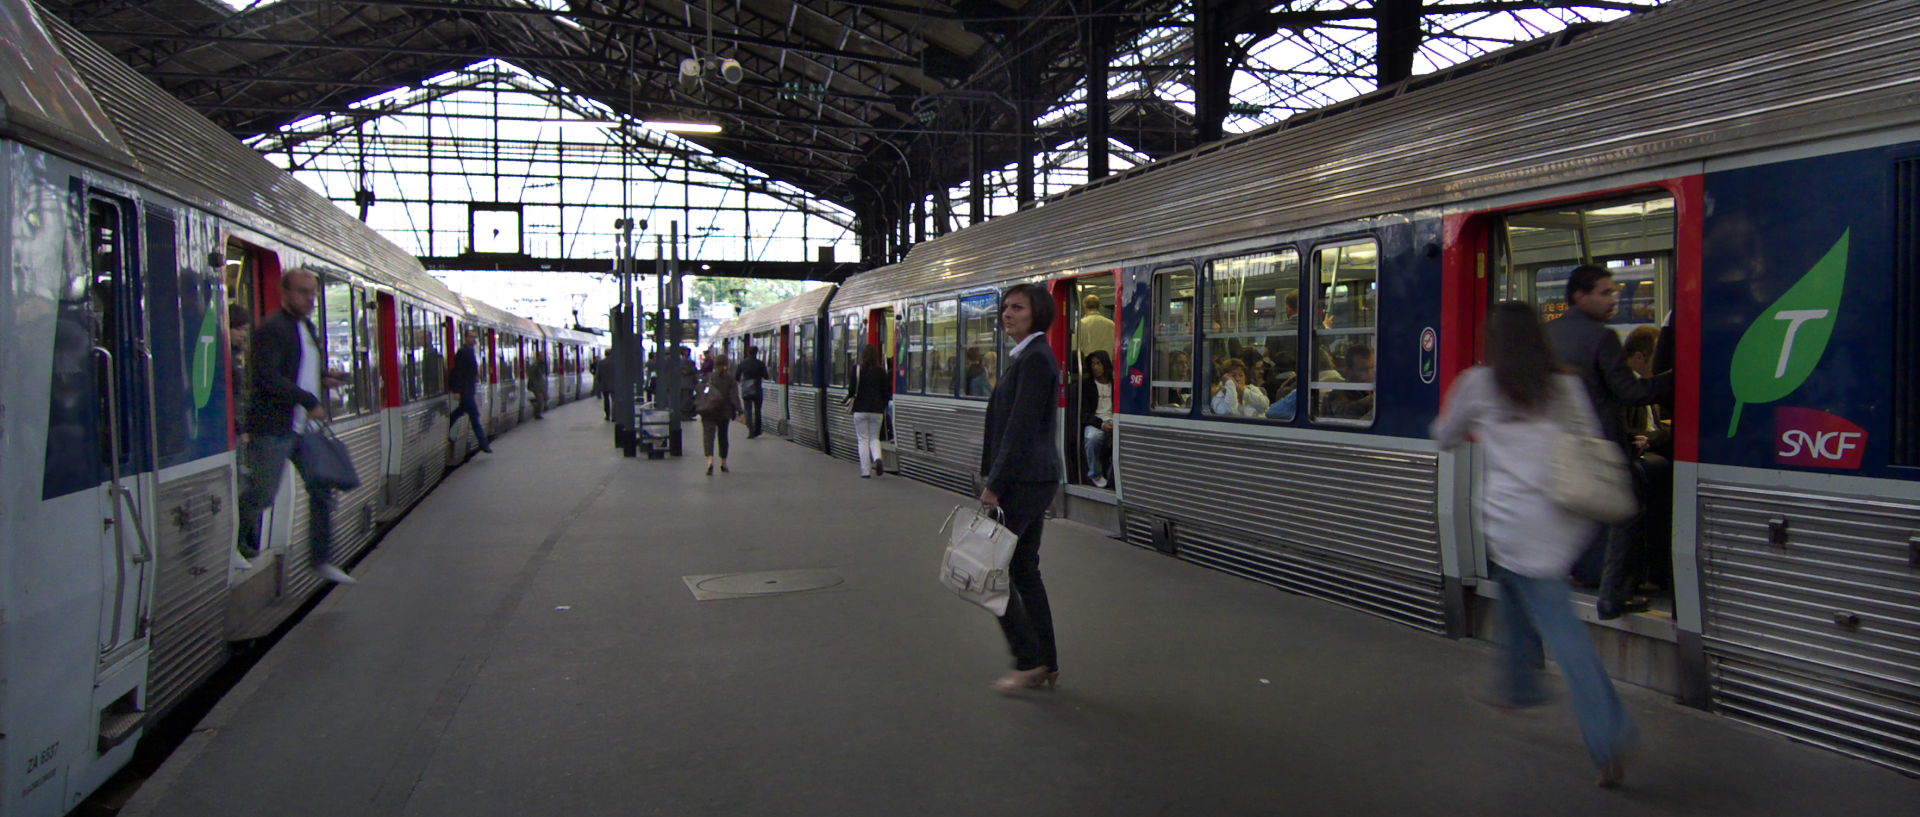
[636,401,673,459]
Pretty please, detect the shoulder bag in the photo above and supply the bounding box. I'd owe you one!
[1546,384,1638,523]
[297,422,361,492]
[937,504,1020,615]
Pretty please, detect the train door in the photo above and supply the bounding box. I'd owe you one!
[1053,271,1119,491]
[870,307,894,444]
[82,193,158,669]
[1467,191,1680,611]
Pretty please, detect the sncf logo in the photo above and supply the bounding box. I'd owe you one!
[1774,407,1866,469]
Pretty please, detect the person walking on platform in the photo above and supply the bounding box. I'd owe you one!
[527,350,548,420]
[1545,264,1671,619]
[235,268,357,584]
[448,327,492,453]
[1433,301,1637,788]
[846,343,891,477]
[736,344,770,438]
[978,283,1064,694]
[695,354,744,475]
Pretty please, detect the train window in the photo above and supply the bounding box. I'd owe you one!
[357,288,380,409]
[829,318,851,387]
[1151,267,1196,412]
[1497,194,1674,334]
[795,323,816,386]
[903,304,926,394]
[144,210,192,465]
[1896,158,1920,466]
[1309,241,1378,426]
[959,294,999,398]
[401,307,423,401]
[423,314,445,396]
[322,278,361,418]
[927,300,958,396]
[1203,250,1300,420]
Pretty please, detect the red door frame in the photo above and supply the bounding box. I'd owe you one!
[1438,176,1703,463]
[1046,269,1121,410]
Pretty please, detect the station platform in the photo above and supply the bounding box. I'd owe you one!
[122,402,1919,817]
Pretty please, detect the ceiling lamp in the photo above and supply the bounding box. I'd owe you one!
[677,55,743,84]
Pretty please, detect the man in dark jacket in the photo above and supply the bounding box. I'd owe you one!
[1545,264,1673,619]
[447,327,493,453]
[235,268,356,584]
[735,345,770,438]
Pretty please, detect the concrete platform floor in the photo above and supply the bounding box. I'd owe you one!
[123,402,1920,817]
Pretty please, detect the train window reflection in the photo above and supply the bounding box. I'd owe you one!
[959,294,998,398]
[927,300,957,397]
[322,279,359,417]
[1203,250,1299,421]
[1152,267,1196,412]
[1499,193,1674,336]
[1309,240,1378,426]
[904,303,926,394]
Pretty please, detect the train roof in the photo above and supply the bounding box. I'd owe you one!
[716,285,836,335]
[458,295,539,334]
[1,0,464,313]
[836,0,1920,307]
[540,324,604,345]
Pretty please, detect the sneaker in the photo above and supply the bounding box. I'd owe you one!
[479,445,494,454]
[1596,596,1650,620]
[231,550,254,572]
[1091,476,1109,488]
[317,563,358,585]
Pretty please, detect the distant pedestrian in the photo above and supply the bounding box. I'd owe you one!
[1433,300,1636,788]
[448,327,492,453]
[695,354,744,475]
[235,268,356,584]
[846,343,891,477]
[1544,264,1671,619]
[978,283,1063,694]
[736,344,770,438]
[527,350,548,420]
[592,357,611,421]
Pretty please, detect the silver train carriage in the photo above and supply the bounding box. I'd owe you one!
[0,4,583,814]
[715,286,836,446]
[722,0,1920,776]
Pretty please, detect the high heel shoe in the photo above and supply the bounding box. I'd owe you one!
[705,463,714,475]
[990,667,1059,693]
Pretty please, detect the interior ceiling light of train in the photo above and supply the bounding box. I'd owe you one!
[52,0,1671,265]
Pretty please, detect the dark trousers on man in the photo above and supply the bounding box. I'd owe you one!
[743,394,764,437]
[236,431,334,566]
[448,392,491,450]
[994,482,1059,672]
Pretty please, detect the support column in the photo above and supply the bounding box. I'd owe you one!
[1085,2,1112,182]
[1016,33,1037,209]
[1194,0,1234,146]
[1377,0,1422,86]
[969,135,986,225]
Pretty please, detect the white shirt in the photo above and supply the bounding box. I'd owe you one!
[1093,380,1113,424]
[1431,367,1600,578]
[1007,332,1041,360]
[293,317,322,434]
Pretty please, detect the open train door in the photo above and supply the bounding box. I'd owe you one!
[1048,271,1119,493]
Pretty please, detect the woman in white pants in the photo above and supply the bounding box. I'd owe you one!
[847,343,892,477]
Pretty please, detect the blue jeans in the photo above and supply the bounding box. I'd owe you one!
[449,393,490,449]
[1082,425,1110,482]
[237,431,335,567]
[1495,566,1637,767]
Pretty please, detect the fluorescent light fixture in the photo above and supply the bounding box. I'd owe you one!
[640,121,722,134]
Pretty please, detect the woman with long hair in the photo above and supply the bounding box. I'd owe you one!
[1080,350,1116,488]
[1432,301,1637,787]
[695,354,744,475]
[978,283,1064,693]
[848,343,891,477]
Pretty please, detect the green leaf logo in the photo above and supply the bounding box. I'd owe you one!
[191,306,221,409]
[1124,318,1144,369]
[1726,230,1848,436]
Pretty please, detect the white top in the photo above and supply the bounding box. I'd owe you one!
[293,318,322,434]
[1431,367,1600,579]
[1093,380,1113,423]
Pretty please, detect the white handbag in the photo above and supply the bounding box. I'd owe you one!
[1546,385,1639,524]
[938,504,1019,615]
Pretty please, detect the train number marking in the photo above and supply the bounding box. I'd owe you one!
[24,741,59,775]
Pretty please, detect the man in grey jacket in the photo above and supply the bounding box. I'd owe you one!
[1545,264,1672,619]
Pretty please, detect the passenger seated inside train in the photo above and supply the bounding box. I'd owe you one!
[964,346,991,396]
[1209,358,1269,417]
[1323,344,1375,420]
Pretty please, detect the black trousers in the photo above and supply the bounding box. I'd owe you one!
[701,414,731,459]
[743,394,763,436]
[994,482,1058,672]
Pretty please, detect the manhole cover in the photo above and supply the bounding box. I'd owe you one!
[682,569,844,600]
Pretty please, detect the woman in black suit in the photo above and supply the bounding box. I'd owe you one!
[978,283,1064,693]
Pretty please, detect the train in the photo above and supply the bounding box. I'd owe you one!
[715,0,1920,777]
[0,3,605,814]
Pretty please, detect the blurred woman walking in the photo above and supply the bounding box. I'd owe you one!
[1431,301,1637,787]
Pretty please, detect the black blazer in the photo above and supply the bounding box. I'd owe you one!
[245,308,322,435]
[1543,308,1672,448]
[849,364,891,413]
[980,337,1062,495]
[449,343,480,397]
